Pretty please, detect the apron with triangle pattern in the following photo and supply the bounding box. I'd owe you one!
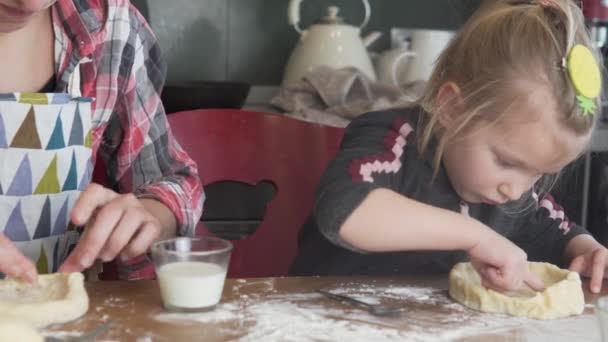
[0,64,93,276]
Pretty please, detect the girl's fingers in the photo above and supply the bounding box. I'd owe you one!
[523,270,545,292]
[590,250,607,293]
[569,255,588,275]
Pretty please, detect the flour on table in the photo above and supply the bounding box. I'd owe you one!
[103,297,126,306]
[41,330,83,338]
[151,282,601,341]
[156,303,244,324]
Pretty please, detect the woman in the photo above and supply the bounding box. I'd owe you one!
[0,0,203,281]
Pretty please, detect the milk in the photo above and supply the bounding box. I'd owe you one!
[157,261,227,309]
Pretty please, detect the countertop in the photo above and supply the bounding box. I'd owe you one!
[44,276,606,341]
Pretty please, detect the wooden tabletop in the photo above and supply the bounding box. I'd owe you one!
[44,276,607,342]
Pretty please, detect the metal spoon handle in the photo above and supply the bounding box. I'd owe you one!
[45,321,112,342]
[317,290,374,309]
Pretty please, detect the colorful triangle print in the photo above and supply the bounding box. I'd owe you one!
[68,104,84,146]
[4,202,30,241]
[0,112,7,148]
[51,94,71,104]
[36,244,49,274]
[34,155,60,194]
[62,151,78,192]
[6,155,32,196]
[19,93,48,105]
[52,238,73,273]
[10,106,42,149]
[33,197,52,239]
[78,158,93,191]
[0,94,16,101]
[46,114,65,150]
[84,128,93,148]
[52,239,60,272]
[51,198,69,236]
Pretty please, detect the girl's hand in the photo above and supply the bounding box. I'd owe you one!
[0,233,37,282]
[468,230,545,293]
[565,234,608,293]
[58,184,163,273]
[569,245,608,294]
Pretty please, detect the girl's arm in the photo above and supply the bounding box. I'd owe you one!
[341,188,489,252]
[312,110,543,291]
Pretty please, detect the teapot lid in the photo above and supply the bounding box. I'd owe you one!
[315,6,346,25]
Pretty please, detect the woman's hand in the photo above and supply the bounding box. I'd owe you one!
[59,184,175,273]
[0,233,37,282]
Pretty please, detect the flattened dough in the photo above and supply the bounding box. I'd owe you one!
[0,317,43,342]
[449,262,584,319]
[0,272,88,327]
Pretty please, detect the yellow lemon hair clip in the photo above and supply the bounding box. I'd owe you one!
[567,44,601,116]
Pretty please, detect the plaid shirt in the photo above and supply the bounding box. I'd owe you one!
[52,0,204,276]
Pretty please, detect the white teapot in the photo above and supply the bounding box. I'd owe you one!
[282,0,381,87]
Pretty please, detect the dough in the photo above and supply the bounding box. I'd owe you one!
[0,272,88,327]
[0,317,43,342]
[449,262,584,319]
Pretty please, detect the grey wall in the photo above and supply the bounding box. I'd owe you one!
[132,0,482,85]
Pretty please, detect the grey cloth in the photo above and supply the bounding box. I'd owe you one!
[290,106,589,276]
[271,66,425,127]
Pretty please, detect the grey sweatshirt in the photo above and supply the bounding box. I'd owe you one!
[289,106,589,276]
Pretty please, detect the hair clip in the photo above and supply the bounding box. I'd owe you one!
[509,0,534,6]
[537,0,554,7]
[560,57,567,70]
[566,44,601,116]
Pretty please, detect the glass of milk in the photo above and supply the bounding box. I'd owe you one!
[597,297,608,342]
[151,236,233,312]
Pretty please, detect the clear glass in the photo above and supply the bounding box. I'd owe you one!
[151,237,233,312]
[596,296,608,341]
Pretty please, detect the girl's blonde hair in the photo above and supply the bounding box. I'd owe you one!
[418,0,602,176]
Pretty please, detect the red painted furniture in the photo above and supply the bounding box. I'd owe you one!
[168,109,344,277]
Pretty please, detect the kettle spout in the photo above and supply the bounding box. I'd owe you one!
[362,31,382,48]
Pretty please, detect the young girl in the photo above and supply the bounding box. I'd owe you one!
[0,0,203,281]
[290,0,608,294]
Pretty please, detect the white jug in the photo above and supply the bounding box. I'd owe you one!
[375,41,416,86]
[282,0,381,87]
[401,29,455,83]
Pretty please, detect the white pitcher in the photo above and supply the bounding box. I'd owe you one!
[402,29,455,83]
[375,40,416,86]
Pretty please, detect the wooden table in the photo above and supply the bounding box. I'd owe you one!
[45,276,607,341]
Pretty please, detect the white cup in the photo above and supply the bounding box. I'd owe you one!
[151,237,233,312]
[596,296,608,341]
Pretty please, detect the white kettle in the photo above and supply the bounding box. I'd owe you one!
[282,0,381,87]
